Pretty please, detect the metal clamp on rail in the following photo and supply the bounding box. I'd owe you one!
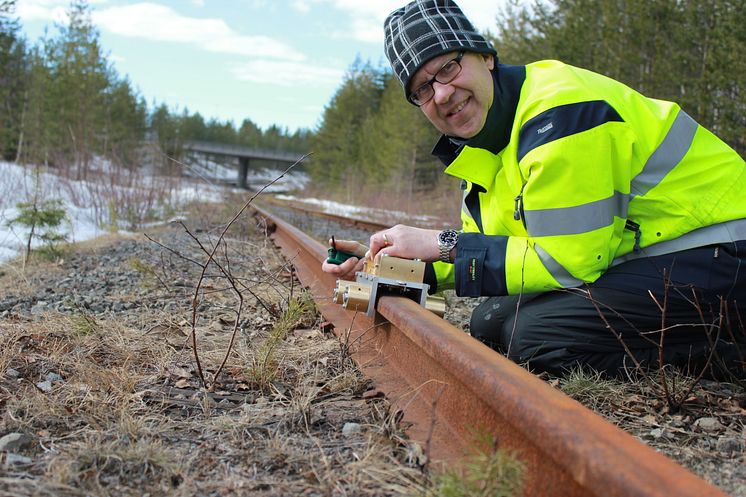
[333,253,445,317]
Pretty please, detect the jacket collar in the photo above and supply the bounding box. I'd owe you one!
[432,64,526,187]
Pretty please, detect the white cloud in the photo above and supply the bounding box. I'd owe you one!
[16,0,68,23]
[16,0,110,22]
[326,0,401,43]
[91,3,304,61]
[324,0,506,44]
[17,1,304,61]
[230,60,344,87]
[190,0,205,6]
[292,1,311,13]
[458,0,508,32]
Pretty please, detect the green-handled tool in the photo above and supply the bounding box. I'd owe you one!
[326,236,357,265]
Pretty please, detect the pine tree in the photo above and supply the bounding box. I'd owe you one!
[179,110,207,141]
[491,0,746,156]
[238,118,263,147]
[203,118,238,144]
[103,76,147,166]
[46,0,111,177]
[358,73,439,192]
[310,58,383,192]
[19,44,55,166]
[0,0,26,160]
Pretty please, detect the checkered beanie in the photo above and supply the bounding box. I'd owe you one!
[384,0,497,98]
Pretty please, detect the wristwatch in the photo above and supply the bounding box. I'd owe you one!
[437,229,459,263]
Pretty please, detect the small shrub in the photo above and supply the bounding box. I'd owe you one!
[70,312,100,336]
[107,200,119,233]
[560,366,623,408]
[247,294,316,390]
[7,198,69,263]
[423,436,525,497]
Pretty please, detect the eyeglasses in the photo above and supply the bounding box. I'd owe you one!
[408,52,465,106]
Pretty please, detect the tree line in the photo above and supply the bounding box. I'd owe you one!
[0,0,309,179]
[2,0,743,193]
[309,59,442,196]
[492,0,746,155]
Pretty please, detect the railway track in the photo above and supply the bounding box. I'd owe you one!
[258,195,393,233]
[252,204,730,497]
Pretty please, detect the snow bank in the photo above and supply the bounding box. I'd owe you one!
[0,161,228,264]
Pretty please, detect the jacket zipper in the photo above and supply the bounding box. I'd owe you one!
[513,183,527,229]
[625,219,642,252]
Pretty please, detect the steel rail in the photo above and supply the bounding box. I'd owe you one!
[258,196,432,232]
[253,205,728,497]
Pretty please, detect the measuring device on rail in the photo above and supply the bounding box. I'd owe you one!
[332,251,445,317]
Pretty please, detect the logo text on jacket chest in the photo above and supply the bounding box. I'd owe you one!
[537,122,554,134]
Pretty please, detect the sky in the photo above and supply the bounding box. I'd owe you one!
[15,0,508,133]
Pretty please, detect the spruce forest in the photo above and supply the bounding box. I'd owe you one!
[1,0,744,195]
[0,0,310,180]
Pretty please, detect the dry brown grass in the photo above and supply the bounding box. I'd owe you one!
[0,212,436,497]
[0,300,432,496]
[0,199,537,497]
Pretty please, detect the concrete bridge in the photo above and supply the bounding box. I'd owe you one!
[183,140,303,189]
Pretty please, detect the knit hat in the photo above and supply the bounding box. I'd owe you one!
[384,0,497,99]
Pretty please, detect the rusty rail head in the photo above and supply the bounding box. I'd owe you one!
[252,205,729,497]
[258,196,390,232]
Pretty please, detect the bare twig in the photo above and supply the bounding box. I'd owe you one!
[187,154,310,388]
[657,268,673,409]
[423,382,447,471]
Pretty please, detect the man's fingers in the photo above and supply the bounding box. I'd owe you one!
[329,238,368,257]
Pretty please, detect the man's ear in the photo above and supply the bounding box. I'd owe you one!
[483,54,495,70]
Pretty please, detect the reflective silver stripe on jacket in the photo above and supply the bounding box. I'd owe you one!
[631,110,698,197]
[612,218,746,266]
[534,243,584,287]
[523,191,628,237]
[461,187,472,221]
[522,109,698,238]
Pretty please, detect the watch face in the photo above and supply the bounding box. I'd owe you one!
[439,229,458,247]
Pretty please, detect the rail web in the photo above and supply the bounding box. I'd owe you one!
[253,205,728,497]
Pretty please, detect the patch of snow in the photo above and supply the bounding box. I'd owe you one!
[247,167,309,192]
[276,195,436,225]
[0,161,229,265]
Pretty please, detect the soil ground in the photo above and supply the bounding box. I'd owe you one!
[0,202,430,497]
[0,198,744,497]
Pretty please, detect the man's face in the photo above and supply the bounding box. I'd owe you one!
[410,51,495,139]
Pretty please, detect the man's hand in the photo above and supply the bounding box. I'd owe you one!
[321,238,368,281]
[368,225,441,262]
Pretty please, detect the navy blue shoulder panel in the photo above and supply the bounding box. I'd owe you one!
[517,100,623,162]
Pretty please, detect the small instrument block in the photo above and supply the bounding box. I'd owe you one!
[333,253,445,317]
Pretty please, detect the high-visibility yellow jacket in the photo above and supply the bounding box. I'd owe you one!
[431,60,746,296]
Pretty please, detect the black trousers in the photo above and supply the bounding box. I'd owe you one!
[469,242,746,378]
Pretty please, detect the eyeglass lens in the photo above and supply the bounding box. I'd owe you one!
[411,53,463,106]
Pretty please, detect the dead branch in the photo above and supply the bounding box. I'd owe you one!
[187,154,310,389]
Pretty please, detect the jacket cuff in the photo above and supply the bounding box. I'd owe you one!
[454,233,509,296]
[424,263,438,294]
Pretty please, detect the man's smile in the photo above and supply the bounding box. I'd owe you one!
[446,97,470,118]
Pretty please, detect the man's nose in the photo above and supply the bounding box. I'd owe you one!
[432,81,454,105]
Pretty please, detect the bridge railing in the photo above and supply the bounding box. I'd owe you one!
[183,140,302,163]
